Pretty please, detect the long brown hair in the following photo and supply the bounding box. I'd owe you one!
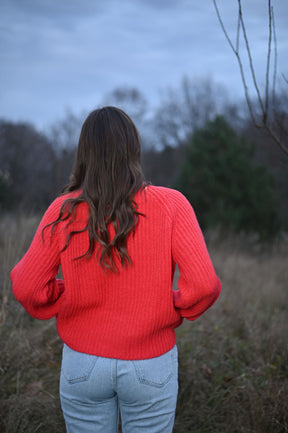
[46,106,145,271]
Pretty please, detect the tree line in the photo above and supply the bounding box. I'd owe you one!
[1,78,287,238]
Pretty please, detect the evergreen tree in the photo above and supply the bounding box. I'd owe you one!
[176,116,279,237]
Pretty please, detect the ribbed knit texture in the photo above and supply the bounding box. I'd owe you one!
[11,185,221,360]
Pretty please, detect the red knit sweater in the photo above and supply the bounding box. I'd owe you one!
[11,185,221,360]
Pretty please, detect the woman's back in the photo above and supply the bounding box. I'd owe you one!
[11,184,220,360]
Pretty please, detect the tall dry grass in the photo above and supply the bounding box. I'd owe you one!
[1,215,287,432]
[174,230,288,432]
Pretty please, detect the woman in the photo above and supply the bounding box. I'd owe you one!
[11,106,221,433]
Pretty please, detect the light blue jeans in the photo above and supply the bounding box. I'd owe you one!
[59,344,178,433]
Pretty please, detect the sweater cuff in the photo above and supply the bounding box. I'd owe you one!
[174,278,221,321]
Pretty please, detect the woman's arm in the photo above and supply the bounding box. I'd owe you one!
[172,192,221,320]
[10,198,65,320]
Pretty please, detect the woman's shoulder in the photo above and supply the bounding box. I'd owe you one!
[44,190,83,217]
[144,185,189,204]
[141,185,191,214]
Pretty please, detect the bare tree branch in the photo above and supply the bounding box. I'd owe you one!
[237,0,265,114]
[264,0,273,124]
[212,0,235,53]
[212,0,259,126]
[272,5,277,120]
[212,0,288,155]
[236,8,240,53]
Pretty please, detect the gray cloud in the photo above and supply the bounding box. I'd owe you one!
[0,0,287,128]
[1,0,106,18]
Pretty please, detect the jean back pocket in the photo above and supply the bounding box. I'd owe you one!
[133,345,177,388]
[61,344,98,384]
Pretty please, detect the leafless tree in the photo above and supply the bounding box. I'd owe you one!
[0,120,56,208]
[212,0,288,155]
[154,77,229,148]
[102,87,148,122]
[102,86,155,149]
[49,109,85,152]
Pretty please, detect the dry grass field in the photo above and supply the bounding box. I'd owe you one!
[0,214,287,432]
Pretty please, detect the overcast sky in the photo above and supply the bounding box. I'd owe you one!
[0,0,287,130]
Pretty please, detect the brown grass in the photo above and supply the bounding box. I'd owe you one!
[1,216,287,432]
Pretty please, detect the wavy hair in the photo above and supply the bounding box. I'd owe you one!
[45,106,146,271]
